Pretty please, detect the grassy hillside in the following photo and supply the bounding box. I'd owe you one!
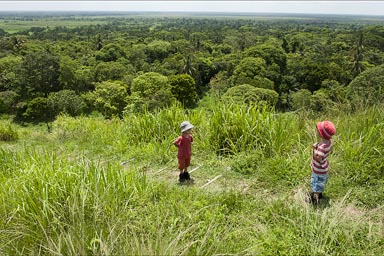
[0,103,383,255]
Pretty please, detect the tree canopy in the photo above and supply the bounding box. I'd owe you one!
[0,13,383,122]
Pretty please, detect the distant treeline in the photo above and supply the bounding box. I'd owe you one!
[0,13,383,125]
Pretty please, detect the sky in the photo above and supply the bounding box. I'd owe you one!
[0,1,384,16]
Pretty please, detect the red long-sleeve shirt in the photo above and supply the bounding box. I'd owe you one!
[173,134,193,159]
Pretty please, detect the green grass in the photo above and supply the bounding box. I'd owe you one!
[1,103,383,255]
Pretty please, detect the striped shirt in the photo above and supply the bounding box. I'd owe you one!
[311,141,332,175]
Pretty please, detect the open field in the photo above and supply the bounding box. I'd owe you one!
[0,16,111,33]
[1,11,383,33]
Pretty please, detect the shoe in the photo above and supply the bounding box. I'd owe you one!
[179,173,185,183]
[183,171,191,180]
[311,193,319,205]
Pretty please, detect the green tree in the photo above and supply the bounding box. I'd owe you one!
[94,61,127,82]
[74,66,95,93]
[0,55,22,92]
[23,97,54,131]
[346,64,384,108]
[128,43,148,70]
[287,55,330,92]
[179,55,196,76]
[209,71,231,97]
[0,91,18,114]
[244,43,287,73]
[231,57,268,87]
[59,56,77,90]
[95,43,126,62]
[146,40,172,62]
[89,80,129,118]
[321,79,347,104]
[19,49,61,98]
[128,72,175,112]
[47,90,86,117]
[194,57,217,93]
[169,74,197,107]
[351,31,365,77]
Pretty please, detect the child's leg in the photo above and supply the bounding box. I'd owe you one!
[183,157,191,180]
[310,173,328,204]
[178,158,186,182]
[183,167,190,180]
[179,170,185,182]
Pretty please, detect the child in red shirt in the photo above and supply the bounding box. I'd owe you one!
[173,121,194,183]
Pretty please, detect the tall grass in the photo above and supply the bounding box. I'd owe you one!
[0,121,19,141]
[1,104,384,254]
[336,106,384,181]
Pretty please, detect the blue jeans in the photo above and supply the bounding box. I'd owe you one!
[311,173,329,193]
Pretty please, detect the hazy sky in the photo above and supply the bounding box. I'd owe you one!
[0,1,384,16]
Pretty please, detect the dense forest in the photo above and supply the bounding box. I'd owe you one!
[0,12,383,125]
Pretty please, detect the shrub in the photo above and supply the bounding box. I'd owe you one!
[169,74,198,108]
[48,90,86,117]
[309,89,335,112]
[231,57,267,87]
[23,97,54,124]
[89,80,129,118]
[289,89,311,111]
[346,64,384,109]
[0,122,19,141]
[221,84,278,107]
[0,90,18,114]
[128,72,175,113]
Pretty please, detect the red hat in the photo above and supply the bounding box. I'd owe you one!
[317,121,336,139]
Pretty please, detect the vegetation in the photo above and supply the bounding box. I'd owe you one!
[0,12,384,255]
[1,103,384,255]
[1,12,384,121]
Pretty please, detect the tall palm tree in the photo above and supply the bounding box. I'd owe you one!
[351,31,365,77]
[179,55,196,76]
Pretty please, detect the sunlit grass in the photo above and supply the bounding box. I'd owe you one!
[1,104,384,254]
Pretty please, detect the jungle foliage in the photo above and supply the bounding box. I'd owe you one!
[0,13,383,121]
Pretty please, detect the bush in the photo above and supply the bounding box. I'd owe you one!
[48,90,86,117]
[309,89,335,112]
[23,97,54,124]
[128,72,175,113]
[346,64,384,109]
[289,89,311,111]
[0,122,19,141]
[89,80,129,118]
[221,84,278,107]
[0,90,18,114]
[169,74,198,108]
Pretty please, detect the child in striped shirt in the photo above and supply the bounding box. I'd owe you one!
[310,120,336,204]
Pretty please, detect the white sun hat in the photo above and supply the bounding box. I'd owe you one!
[180,121,194,133]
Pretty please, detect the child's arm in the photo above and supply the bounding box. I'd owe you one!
[313,152,323,162]
[173,137,181,148]
[312,143,324,162]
